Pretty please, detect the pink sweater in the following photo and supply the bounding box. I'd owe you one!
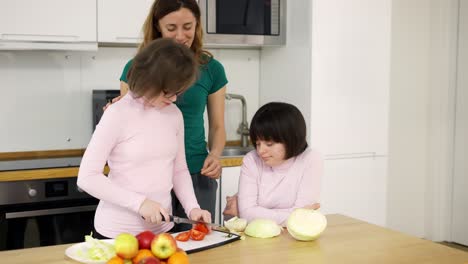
[77,92,199,238]
[238,148,323,226]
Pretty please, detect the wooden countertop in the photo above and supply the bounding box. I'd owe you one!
[0,148,243,182]
[1,214,468,264]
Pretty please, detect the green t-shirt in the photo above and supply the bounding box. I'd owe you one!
[120,56,228,174]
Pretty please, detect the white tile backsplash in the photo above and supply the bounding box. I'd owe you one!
[0,47,259,152]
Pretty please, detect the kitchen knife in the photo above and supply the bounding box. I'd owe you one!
[168,215,226,230]
[142,213,228,231]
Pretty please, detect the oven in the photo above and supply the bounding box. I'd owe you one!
[0,157,98,250]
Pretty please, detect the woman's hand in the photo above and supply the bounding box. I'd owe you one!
[103,95,123,111]
[138,199,170,224]
[189,208,212,224]
[222,195,239,218]
[201,153,222,179]
[303,203,321,210]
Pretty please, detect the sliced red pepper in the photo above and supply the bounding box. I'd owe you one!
[193,223,209,234]
[190,229,206,241]
[175,231,191,242]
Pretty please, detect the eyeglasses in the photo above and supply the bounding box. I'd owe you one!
[162,90,184,98]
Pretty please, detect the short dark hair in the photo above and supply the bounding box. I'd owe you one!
[127,38,198,100]
[250,102,308,159]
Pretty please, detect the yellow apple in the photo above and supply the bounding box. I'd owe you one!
[114,233,139,259]
[150,233,177,259]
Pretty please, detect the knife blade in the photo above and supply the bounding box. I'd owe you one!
[142,214,229,232]
[169,215,225,230]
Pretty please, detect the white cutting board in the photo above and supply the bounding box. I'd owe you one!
[172,230,240,253]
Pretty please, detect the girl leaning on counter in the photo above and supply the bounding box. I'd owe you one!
[77,38,211,239]
[223,102,323,225]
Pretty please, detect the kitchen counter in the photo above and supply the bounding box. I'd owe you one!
[0,148,243,182]
[1,214,468,263]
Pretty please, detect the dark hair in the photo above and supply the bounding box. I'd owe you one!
[127,38,198,100]
[140,0,211,64]
[250,102,308,159]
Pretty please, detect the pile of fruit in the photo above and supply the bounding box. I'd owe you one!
[107,231,189,264]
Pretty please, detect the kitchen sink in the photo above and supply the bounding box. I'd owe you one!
[220,146,254,157]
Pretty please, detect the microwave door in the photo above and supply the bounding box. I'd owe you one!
[202,0,286,46]
[215,0,271,35]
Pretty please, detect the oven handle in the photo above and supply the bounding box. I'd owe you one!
[4,205,97,219]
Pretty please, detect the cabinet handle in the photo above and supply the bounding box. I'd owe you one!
[1,33,79,42]
[325,152,382,160]
[115,36,142,41]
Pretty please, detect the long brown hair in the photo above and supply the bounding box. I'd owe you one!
[128,38,198,101]
[139,0,211,64]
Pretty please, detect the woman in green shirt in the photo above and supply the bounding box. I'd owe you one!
[119,0,227,230]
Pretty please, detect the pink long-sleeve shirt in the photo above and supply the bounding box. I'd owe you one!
[77,92,200,238]
[238,148,323,226]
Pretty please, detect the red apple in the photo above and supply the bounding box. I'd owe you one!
[138,257,161,264]
[150,233,177,259]
[136,230,155,249]
[115,233,139,259]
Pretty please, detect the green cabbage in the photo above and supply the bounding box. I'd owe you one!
[244,219,282,238]
[287,209,327,241]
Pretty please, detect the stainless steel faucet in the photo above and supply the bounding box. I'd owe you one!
[225,93,250,147]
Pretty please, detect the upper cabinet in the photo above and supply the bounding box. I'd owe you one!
[0,0,96,43]
[97,0,154,44]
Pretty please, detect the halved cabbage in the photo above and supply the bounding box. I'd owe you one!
[244,219,282,238]
[287,209,327,241]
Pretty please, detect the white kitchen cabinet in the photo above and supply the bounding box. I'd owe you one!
[309,0,390,156]
[320,156,387,227]
[0,0,96,43]
[217,166,241,224]
[98,0,154,43]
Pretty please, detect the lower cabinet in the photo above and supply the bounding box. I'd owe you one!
[215,166,241,224]
[320,156,388,227]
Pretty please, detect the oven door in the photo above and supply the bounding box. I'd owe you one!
[0,198,98,250]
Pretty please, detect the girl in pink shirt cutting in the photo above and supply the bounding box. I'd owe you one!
[77,38,211,238]
[223,102,323,226]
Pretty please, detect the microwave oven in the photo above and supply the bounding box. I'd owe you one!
[199,0,286,47]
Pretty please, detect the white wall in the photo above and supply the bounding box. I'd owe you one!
[0,47,260,152]
[387,0,430,238]
[452,0,468,246]
[388,0,458,240]
[213,49,260,141]
[389,0,461,240]
[259,0,312,134]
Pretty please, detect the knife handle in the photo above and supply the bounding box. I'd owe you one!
[140,213,174,222]
[160,213,174,222]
